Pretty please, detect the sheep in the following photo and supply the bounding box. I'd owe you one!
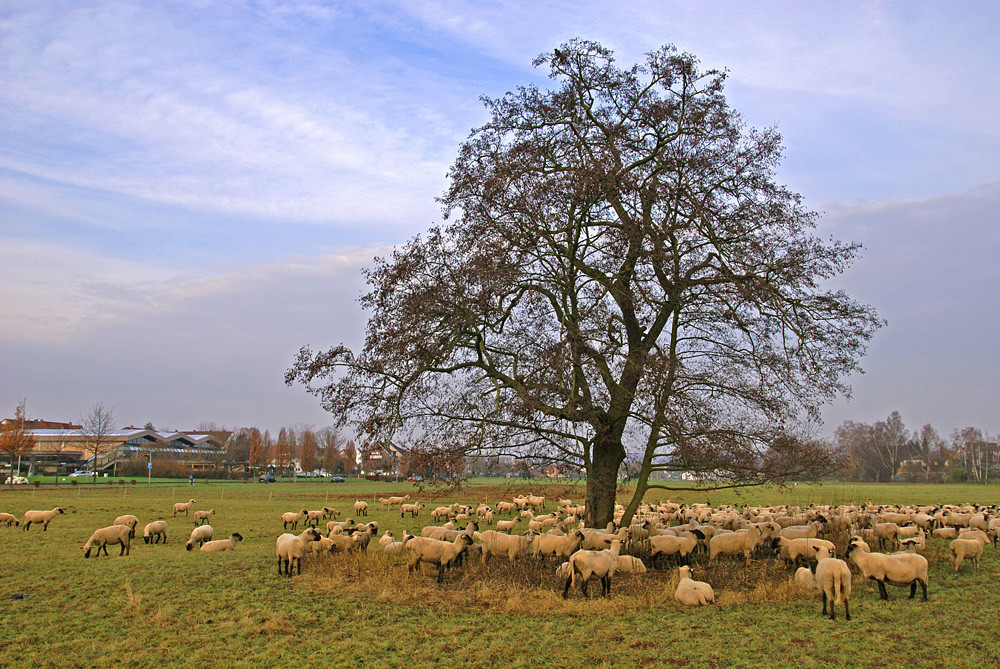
[354,500,369,517]
[82,525,132,558]
[431,506,454,521]
[200,533,244,553]
[898,530,926,553]
[778,521,825,541]
[282,510,308,531]
[872,522,900,551]
[989,517,1000,547]
[308,536,337,555]
[112,515,139,539]
[813,545,851,621]
[276,527,322,575]
[193,509,215,525]
[22,507,65,531]
[533,529,586,561]
[401,502,423,518]
[476,505,491,520]
[378,530,395,547]
[382,531,414,556]
[385,495,410,507]
[649,530,703,567]
[496,501,516,515]
[708,526,761,562]
[479,529,538,564]
[303,509,326,527]
[352,526,375,551]
[949,536,987,573]
[326,519,356,535]
[846,539,928,601]
[794,567,818,591]
[673,565,715,606]
[776,537,837,568]
[406,533,474,582]
[322,506,341,519]
[185,525,214,551]
[616,555,647,574]
[931,527,959,540]
[143,520,168,544]
[562,538,623,599]
[495,518,520,533]
[325,532,361,553]
[172,499,196,517]
[0,512,19,527]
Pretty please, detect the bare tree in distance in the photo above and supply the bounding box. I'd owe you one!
[81,402,115,483]
[288,40,882,527]
[0,400,36,484]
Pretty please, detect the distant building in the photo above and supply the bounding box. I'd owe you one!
[360,442,407,477]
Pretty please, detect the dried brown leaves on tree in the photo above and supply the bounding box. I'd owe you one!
[0,400,36,483]
[288,40,882,526]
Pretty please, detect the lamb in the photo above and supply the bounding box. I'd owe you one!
[401,502,423,518]
[281,510,308,530]
[562,538,623,598]
[846,539,928,601]
[200,533,244,553]
[0,512,19,527]
[385,495,410,507]
[673,565,715,606]
[949,536,987,573]
[479,529,538,564]
[193,509,215,525]
[406,533,474,582]
[22,507,64,531]
[143,520,168,544]
[172,499,196,517]
[82,525,132,558]
[533,529,586,561]
[276,527,322,575]
[185,524,214,551]
[813,545,851,621]
[616,555,647,574]
[354,500,369,517]
[113,515,140,538]
[708,526,761,562]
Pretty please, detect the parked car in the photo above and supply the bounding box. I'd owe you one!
[406,476,423,482]
[258,475,276,483]
[68,470,94,478]
[330,476,345,483]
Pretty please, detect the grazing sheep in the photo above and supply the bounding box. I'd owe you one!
[143,520,168,544]
[281,510,308,531]
[431,506,454,521]
[185,525,214,551]
[650,530,703,567]
[172,500,196,517]
[813,546,851,621]
[616,555,647,574]
[82,525,132,558]
[193,509,215,525]
[479,529,538,564]
[354,500,369,517]
[22,507,65,531]
[949,536,987,573]
[533,529,586,561]
[201,533,244,553]
[931,527,960,540]
[0,512,19,527]
[276,527,322,575]
[496,501,516,515]
[401,502,423,518]
[406,534,474,582]
[113,515,140,539]
[673,565,715,606]
[846,539,928,601]
[563,539,623,599]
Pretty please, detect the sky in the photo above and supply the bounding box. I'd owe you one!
[1,1,998,441]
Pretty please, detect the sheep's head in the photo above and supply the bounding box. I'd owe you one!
[57,508,65,514]
[306,528,321,541]
[231,533,244,542]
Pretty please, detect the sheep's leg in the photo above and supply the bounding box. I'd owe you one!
[119,541,125,556]
[602,576,610,597]
[437,565,445,583]
[909,581,917,599]
[876,579,888,600]
[581,578,590,599]
[919,580,927,601]
[277,556,283,575]
[844,600,851,621]
[821,592,828,616]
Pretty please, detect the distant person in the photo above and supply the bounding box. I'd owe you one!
[189,474,194,485]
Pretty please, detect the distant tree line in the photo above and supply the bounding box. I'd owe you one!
[224,426,358,477]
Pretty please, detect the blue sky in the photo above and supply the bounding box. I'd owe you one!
[1,1,998,439]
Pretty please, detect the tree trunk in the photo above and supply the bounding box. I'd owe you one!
[584,437,625,528]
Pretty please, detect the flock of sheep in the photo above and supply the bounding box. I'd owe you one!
[3,492,997,621]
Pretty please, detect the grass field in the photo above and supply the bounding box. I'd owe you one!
[1,479,997,668]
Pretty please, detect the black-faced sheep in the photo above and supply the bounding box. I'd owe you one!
[22,507,65,531]
[112,515,139,539]
[82,525,132,558]
[193,509,215,525]
[949,536,987,572]
[185,524,214,551]
[172,499,196,517]
[846,539,928,601]
[282,510,308,530]
[276,527,322,576]
[562,539,622,598]
[673,565,715,606]
[479,529,537,564]
[0,512,19,527]
[143,520,168,544]
[201,533,243,553]
[813,545,851,621]
[406,534,474,582]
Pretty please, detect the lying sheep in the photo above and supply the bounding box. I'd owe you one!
[172,500,196,517]
[406,534,474,582]
[673,565,715,606]
[949,536,987,573]
[846,539,928,601]
[113,515,140,539]
[193,509,215,525]
[82,525,132,558]
[276,527,322,576]
[616,555,647,574]
[562,538,623,599]
[813,545,851,621]
[185,525,214,551]
[201,533,243,553]
[282,510,308,531]
[143,520,167,544]
[22,507,65,531]
[378,530,395,547]
[794,567,818,591]
[0,512,19,527]
[479,529,537,564]
[354,500,369,517]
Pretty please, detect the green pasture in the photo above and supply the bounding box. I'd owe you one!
[0,480,997,668]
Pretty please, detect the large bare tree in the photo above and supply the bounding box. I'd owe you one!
[81,402,115,482]
[288,40,882,526]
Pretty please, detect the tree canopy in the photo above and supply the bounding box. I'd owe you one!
[288,40,882,526]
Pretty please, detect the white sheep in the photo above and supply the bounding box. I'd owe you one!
[479,529,537,564]
[650,530,703,567]
[776,537,837,567]
[708,526,761,562]
[276,527,322,575]
[21,507,65,531]
[322,506,341,519]
[281,510,308,530]
[354,500,369,517]
[846,539,928,601]
[113,515,140,539]
[495,518,520,533]
[172,499,196,517]
[406,534,474,582]
[200,533,244,553]
[533,529,586,561]
[82,525,132,558]
[303,509,326,527]
[378,530,395,547]
[0,512,19,527]
[673,565,715,606]
[616,555,647,574]
[193,509,215,525]
[382,531,414,556]
[794,567,818,591]
[401,502,423,518]
[326,519,356,535]
[185,524,214,551]
[142,520,168,544]
[562,538,623,598]
[813,545,851,621]
[949,536,987,573]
